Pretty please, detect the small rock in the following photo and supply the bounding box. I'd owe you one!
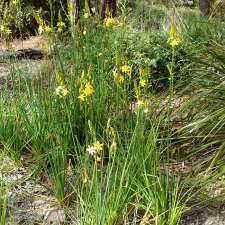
[44,207,65,225]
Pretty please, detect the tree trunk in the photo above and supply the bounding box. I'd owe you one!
[199,0,210,16]
[100,0,108,21]
[95,0,99,14]
[100,0,117,20]
[110,0,117,17]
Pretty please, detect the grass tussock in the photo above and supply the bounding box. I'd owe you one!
[0,1,225,224]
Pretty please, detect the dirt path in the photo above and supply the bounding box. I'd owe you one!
[0,36,46,51]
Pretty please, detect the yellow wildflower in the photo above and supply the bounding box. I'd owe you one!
[83,177,88,183]
[137,99,144,108]
[57,21,66,33]
[84,12,89,19]
[139,66,145,77]
[44,26,53,35]
[0,25,4,32]
[56,85,69,98]
[113,68,124,84]
[104,17,117,27]
[121,65,132,78]
[78,93,86,102]
[93,141,104,153]
[109,140,117,157]
[0,25,12,36]
[12,0,18,5]
[83,82,94,97]
[140,79,147,87]
[169,36,182,47]
[55,72,64,85]
[5,28,12,36]
[78,70,94,102]
[137,99,148,113]
[168,22,182,47]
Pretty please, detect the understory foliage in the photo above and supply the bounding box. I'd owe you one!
[0,1,225,225]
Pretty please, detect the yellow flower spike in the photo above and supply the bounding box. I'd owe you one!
[137,99,144,108]
[169,36,182,47]
[57,21,66,33]
[109,140,117,157]
[121,65,132,79]
[168,22,182,47]
[115,74,124,84]
[169,22,177,39]
[4,28,12,36]
[113,68,118,77]
[44,26,53,35]
[139,66,145,77]
[78,68,94,102]
[87,65,92,80]
[55,72,64,85]
[122,56,128,65]
[104,17,117,27]
[137,99,148,113]
[105,4,112,18]
[113,68,124,84]
[81,70,85,79]
[83,82,94,97]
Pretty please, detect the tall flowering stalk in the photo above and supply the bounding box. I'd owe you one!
[167,22,182,98]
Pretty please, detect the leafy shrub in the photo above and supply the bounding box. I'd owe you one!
[0,0,36,39]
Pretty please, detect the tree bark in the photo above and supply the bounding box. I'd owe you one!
[74,0,81,23]
[199,0,210,16]
[100,0,117,20]
[100,0,108,21]
[95,0,99,14]
[110,0,117,17]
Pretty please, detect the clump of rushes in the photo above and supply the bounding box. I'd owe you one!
[0,7,209,225]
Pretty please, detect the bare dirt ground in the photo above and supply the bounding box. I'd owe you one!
[0,36,47,51]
